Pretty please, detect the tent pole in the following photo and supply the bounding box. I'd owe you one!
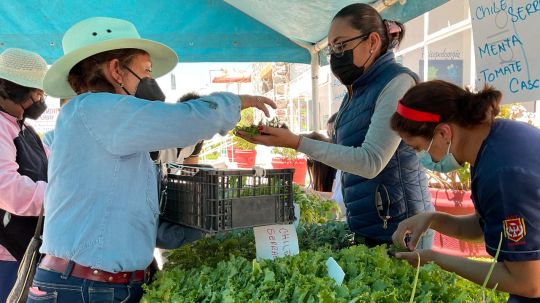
[285,0,402,130]
[310,52,320,131]
[291,38,327,131]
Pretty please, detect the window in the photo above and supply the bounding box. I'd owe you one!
[428,0,470,34]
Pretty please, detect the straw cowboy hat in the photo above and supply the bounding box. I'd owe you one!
[0,48,48,89]
[44,17,178,98]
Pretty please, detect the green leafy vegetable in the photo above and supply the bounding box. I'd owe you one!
[163,222,354,271]
[144,244,509,303]
[293,185,340,224]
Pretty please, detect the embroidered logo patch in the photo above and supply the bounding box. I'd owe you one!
[503,217,526,242]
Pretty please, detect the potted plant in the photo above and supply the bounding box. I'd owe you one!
[428,164,473,214]
[228,108,257,168]
[427,164,490,257]
[271,147,307,185]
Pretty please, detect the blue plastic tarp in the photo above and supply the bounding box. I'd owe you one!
[0,0,448,64]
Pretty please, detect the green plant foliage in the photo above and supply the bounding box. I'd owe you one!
[231,115,288,150]
[293,185,340,224]
[272,147,299,159]
[161,221,355,272]
[230,108,257,150]
[427,163,471,191]
[144,186,510,302]
[144,240,509,303]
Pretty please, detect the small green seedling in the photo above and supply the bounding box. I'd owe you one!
[234,117,288,137]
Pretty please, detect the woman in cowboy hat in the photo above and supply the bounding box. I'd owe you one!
[28,17,275,303]
[0,48,49,302]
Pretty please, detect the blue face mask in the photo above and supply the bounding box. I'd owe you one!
[417,138,462,173]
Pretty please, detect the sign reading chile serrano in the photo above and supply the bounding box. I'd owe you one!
[470,0,540,103]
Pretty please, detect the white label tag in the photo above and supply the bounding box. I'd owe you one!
[326,257,345,285]
[253,224,300,260]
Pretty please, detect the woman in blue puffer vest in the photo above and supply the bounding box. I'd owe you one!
[238,3,434,248]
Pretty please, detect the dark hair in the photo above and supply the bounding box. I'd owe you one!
[68,48,147,95]
[177,92,200,103]
[390,80,502,139]
[334,3,405,53]
[304,132,336,192]
[327,113,337,125]
[0,79,37,104]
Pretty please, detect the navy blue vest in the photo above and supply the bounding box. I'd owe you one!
[334,52,433,241]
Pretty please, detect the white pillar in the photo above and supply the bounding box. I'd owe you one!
[310,52,320,131]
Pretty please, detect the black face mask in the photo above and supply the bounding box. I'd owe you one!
[23,98,47,120]
[121,66,166,161]
[330,49,366,86]
[122,66,166,102]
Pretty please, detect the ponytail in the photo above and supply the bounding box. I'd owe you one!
[456,86,501,126]
[384,20,405,50]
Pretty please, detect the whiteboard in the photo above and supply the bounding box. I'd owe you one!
[470,0,540,103]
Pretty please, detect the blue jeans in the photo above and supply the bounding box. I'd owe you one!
[27,267,143,303]
[0,260,20,303]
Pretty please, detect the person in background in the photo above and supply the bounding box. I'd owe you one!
[238,3,434,247]
[304,131,336,193]
[153,92,209,270]
[0,48,48,302]
[29,17,275,303]
[177,92,205,165]
[390,80,540,302]
[326,113,345,218]
[158,92,205,168]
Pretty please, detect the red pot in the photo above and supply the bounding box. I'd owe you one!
[429,188,489,257]
[227,148,257,168]
[432,232,489,257]
[271,157,307,185]
[430,188,474,215]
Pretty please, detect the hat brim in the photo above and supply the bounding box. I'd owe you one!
[43,38,178,98]
[0,71,43,90]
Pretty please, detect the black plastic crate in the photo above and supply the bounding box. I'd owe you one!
[160,165,295,233]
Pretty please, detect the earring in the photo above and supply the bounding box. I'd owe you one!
[118,83,124,87]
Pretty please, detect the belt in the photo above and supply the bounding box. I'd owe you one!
[39,255,149,284]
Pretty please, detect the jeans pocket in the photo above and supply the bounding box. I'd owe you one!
[88,287,114,303]
[27,287,58,303]
[117,285,132,303]
[122,283,144,303]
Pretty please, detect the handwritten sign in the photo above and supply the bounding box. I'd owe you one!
[326,257,345,285]
[470,0,540,102]
[253,224,299,260]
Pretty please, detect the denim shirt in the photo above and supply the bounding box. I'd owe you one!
[40,92,240,272]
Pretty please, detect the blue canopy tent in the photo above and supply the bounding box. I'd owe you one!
[0,0,448,128]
